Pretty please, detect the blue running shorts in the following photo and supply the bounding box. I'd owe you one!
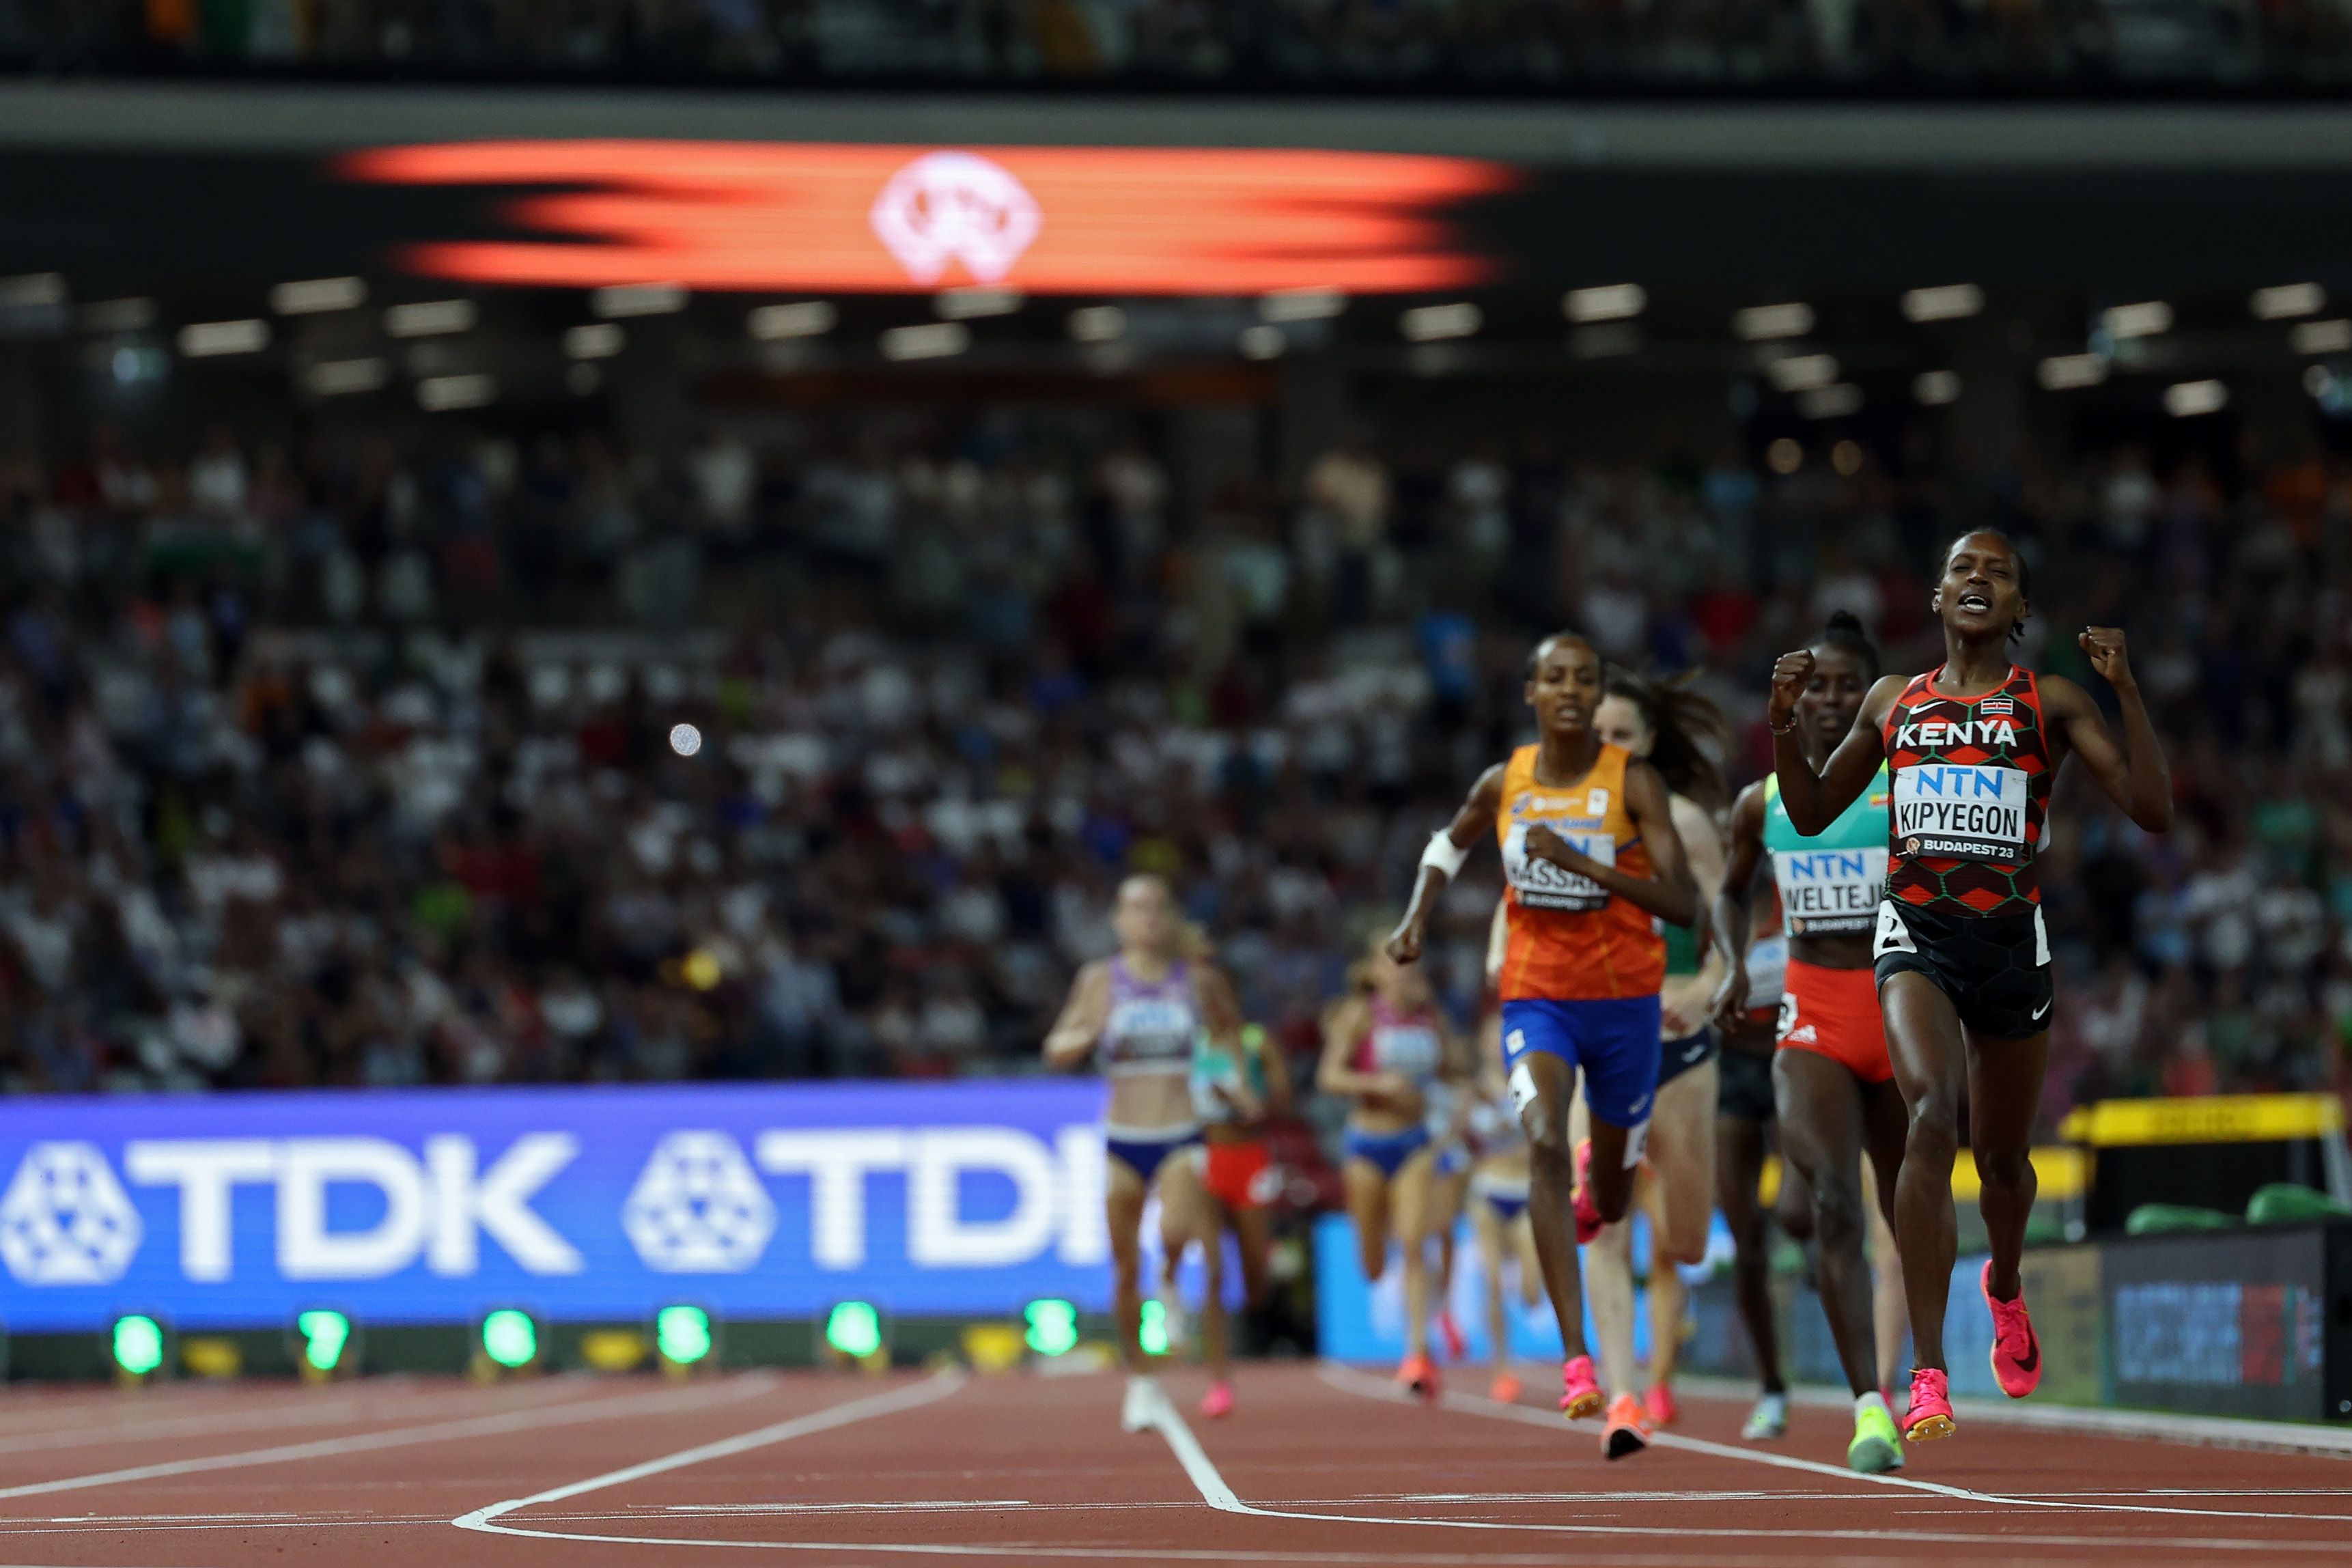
[1500,994,1664,1130]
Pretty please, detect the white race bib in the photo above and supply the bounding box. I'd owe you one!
[1872,900,1916,958]
[1771,847,1889,935]
[1892,764,2030,863]
[1502,822,1616,912]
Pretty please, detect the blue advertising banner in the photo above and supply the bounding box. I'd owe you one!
[1314,1212,1619,1364]
[0,1081,1110,1331]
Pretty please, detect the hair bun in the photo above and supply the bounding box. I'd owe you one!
[1824,609,1866,634]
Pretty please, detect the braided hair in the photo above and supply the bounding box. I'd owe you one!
[1812,609,1881,680]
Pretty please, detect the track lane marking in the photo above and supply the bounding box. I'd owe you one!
[1319,1363,2352,1530]
[0,1380,604,1459]
[0,1373,778,1502]
[451,1370,966,1537]
[432,1371,2348,1560]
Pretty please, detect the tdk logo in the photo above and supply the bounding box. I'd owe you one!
[0,1124,1106,1287]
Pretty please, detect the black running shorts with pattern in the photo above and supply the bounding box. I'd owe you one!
[1871,899,2054,1041]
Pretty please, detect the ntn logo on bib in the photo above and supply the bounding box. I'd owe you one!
[1892,764,2030,860]
[1772,846,1888,933]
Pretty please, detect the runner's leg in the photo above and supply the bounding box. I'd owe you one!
[1522,1050,1603,1358]
[1859,1100,1909,1386]
[1576,1086,1641,1395]
[1392,1146,1440,1361]
[1643,1059,1718,1388]
[1775,1048,1877,1395]
[1344,1156,1392,1286]
[1968,1030,2050,1305]
[1159,1151,1226,1384]
[1714,1107,1785,1395]
[1107,1160,1151,1374]
[1473,1195,1511,1380]
[1880,970,1969,1372]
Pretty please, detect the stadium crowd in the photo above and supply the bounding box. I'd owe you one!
[0,399,2345,1131]
[6,0,2348,89]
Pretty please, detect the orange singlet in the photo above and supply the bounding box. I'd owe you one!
[1493,744,1666,1003]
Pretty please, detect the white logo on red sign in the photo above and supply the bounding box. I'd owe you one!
[869,151,1041,286]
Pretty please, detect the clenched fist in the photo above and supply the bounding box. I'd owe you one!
[2077,627,2136,690]
[1768,649,1815,729]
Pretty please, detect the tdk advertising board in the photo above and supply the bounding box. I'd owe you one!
[0,1082,1107,1330]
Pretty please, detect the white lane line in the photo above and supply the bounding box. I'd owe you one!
[436,1373,2342,1561]
[0,1372,777,1502]
[1317,1366,1977,1500]
[664,1502,1031,1515]
[1151,1379,2352,1552]
[1320,1364,2352,1530]
[1145,1389,1248,1513]
[1671,1372,2352,1459]
[1387,1492,1812,1503]
[451,1370,966,1538]
[0,1382,599,1458]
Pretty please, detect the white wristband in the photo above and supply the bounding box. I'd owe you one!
[1419,830,1470,881]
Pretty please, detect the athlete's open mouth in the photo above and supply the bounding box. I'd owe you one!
[1958,591,1991,613]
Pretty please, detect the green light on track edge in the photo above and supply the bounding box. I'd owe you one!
[1024,1299,1080,1357]
[656,1305,714,1364]
[825,1302,883,1358]
[481,1310,538,1369]
[112,1315,165,1376]
[297,1310,352,1373]
[1138,1300,1169,1356]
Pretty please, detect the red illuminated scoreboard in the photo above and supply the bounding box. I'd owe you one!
[340,141,1517,296]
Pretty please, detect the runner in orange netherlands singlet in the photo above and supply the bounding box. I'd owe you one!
[1768,531,2172,1447]
[1386,632,1695,1448]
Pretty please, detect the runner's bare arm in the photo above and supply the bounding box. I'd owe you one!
[1041,961,1112,1068]
[1710,781,1769,1029]
[1524,758,1696,925]
[1438,1010,1478,1084]
[1386,763,1505,965]
[1315,996,1387,1098]
[1260,1020,1296,1119]
[1192,964,1261,1119]
[1772,663,1901,834]
[1671,792,1725,973]
[2049,630,2174,832]
[1192,963,1247,1050]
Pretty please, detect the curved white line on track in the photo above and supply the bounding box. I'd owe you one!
[457,1371,2352,1560]
[451,1370,967,1539]
[0,1372,778,1502]
[1317,1363,2352,1530]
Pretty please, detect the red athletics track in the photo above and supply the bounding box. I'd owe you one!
[0,1362,2342,1567]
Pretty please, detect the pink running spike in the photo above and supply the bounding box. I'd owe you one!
[1903,1367,1955,1442]
[1560,1354,1604,1420]
[1981,1261,2043,1399]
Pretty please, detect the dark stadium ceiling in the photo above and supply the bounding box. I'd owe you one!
[9,82,2352,296]
[9,142,2352,303]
